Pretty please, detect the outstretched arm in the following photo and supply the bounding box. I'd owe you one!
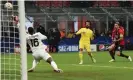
[75,28,84,35]
[39,33,47,40]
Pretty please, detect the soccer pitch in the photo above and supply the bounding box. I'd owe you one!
[1,51,133,80]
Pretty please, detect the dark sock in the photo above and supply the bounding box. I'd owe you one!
[120,53,129,58]
[109,51,115,60]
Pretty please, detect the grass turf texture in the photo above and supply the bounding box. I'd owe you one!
[1,51,133,80]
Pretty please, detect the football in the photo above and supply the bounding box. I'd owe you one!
[4,2,13,9]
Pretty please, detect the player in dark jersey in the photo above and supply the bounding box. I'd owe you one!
[108,22,132,62]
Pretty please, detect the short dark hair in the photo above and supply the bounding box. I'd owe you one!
[86,20,91,25]
[28,27,34,34]
[115,22,120,26]
[86,20,91,23]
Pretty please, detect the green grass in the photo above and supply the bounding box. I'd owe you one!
[1,51,133,80]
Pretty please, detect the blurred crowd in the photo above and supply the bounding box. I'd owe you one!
[2,15,133,53]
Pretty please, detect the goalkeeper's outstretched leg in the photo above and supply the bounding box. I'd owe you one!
[46,57,63,73]
[28,59,39,72]
[27,27,62,73]
[28,54,63,73]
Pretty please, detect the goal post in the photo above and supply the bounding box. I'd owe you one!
[18,1,27,80]
[0,0,2,79]
[0,0,27,80]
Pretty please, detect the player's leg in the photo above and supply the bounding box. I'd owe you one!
[116,45,132,61]
[85,44,96,63]
[87,52,96,63]
[46,57,62,73]
[28,59,40,72]
[108,44,116,62]
[79,42,84,64]
[41,52,63,73]
[109,50,115,62]
[28,55,41,72]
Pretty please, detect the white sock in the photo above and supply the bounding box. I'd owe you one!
[50,61,58,70]
[31,60,38,70]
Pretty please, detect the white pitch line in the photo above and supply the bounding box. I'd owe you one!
[71,64,133,70]
[32,64,133,70]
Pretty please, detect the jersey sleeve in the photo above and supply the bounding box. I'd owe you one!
[119,29,124,34]
[76,28,84,35]
[38,32,47,40]
[119,29,124,38]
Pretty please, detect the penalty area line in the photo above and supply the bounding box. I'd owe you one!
[71,64,133,70]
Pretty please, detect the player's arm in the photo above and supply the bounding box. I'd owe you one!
[39,33,47,40]
[111,28,117,42]
[116,34,123,41]
[115,30,124,42]
[75,28,83,35]
[90,32,94,40]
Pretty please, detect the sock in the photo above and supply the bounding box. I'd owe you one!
[88,53,93,58]
[79,53,83,62]
[31,60,38,70]
[88,53,95,61]
[51,61,58,70]
[109,51,115,60]
[120,53,129,58]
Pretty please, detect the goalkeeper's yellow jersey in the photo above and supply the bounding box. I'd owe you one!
[76,28,93,43]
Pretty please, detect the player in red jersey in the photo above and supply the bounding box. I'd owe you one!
[108,22,132,62]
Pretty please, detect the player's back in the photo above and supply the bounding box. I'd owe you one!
[26,32,47,53]
[80,28,93,43]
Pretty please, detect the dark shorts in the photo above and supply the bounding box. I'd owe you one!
[114,45,124,53]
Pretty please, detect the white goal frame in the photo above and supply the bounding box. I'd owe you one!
[0,0,1,79]
[18,1,27,80]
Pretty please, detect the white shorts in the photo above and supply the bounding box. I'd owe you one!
[32,50,51,62]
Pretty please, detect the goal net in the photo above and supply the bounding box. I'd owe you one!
[0,1,27,80]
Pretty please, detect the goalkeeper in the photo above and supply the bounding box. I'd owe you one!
[76,21,96,64]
